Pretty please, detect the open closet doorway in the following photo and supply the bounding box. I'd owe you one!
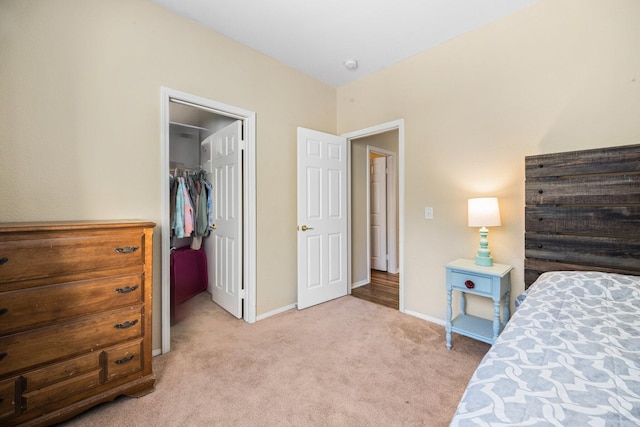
[160,87,256,354]
[344,122,403,312]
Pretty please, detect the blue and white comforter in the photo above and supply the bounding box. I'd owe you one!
[451,271,640,426]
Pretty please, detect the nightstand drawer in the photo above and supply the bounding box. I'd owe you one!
[450,271,492,295]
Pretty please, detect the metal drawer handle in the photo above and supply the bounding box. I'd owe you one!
[114,246,139,254]
[115,285,139,294]
[464,280,475,289]
[114,319,139,329]
[0,257,8,266]
[0,308,7,316]
[115,354,135,365]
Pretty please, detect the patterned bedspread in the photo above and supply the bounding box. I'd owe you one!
[450,271,640,426]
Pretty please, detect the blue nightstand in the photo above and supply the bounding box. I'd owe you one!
[445,258,513,349]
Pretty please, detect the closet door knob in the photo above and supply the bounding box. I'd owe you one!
[300,225,314,232]
[211,224,216,230]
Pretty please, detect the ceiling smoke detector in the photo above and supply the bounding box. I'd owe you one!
[344,59,358,70]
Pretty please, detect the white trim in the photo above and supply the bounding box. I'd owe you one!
[351,279,369,289]
[342,119,405,313]
[160,87,257,354]
[346,135,352,294]
[404,309,446,326]
[256,303,297,321]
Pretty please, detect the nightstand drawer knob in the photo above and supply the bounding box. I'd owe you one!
[464,280,475,289]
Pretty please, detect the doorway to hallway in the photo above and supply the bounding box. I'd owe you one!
[351,270,399,309]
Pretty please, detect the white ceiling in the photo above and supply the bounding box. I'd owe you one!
[151,0,539,87]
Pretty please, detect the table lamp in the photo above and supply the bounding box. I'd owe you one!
[468,197,501,266]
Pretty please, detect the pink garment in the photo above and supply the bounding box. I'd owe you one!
[182,182,195,237]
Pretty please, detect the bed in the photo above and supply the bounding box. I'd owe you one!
[451,143,640,426]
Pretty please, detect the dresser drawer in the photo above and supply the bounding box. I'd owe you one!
[22,370,101,412]
[450,271,492,295]
[23,351,101,393]
[0,305,143,377]
[0,274,144,335]
[0,233,145,284]
[103,339,143,383]
[0,377,17,420]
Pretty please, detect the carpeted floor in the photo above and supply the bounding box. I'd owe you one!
[60,292,489,427]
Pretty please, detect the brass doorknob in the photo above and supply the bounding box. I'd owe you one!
[211,224,216,230]
[300,225,314,231]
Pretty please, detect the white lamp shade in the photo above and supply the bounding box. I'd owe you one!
[468,197,501,227]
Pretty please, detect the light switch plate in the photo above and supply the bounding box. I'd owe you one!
[425,207,434,219]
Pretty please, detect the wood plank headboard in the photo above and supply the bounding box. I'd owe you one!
[524,144,640,288]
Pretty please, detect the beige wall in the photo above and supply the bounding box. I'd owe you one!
[2,0,640,350]
[338,0,640,320]
[0,0,336,350]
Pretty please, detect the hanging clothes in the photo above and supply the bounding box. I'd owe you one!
[169,170,213,245]
[169,176,178,238]
[205,179,214,233]
[195,176,210,237]
[191,174,208,250]
[182,178,195,237]
[172,177,186,238]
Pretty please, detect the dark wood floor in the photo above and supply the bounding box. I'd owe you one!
[351,270,399,309]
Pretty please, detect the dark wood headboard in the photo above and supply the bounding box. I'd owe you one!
[524,144,640,288]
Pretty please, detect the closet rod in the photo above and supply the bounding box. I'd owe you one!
[170,167,204,176]
[170,97,245,121]
[169,121,210,131]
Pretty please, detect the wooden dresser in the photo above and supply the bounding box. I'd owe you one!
[0,220,155,426]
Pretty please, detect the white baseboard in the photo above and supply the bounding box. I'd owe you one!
[404,309,446,327]
[256,303,297,321]
[351,279,368,289]
[152,348,162,357]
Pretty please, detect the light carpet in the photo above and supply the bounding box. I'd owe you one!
[60,292,489,426]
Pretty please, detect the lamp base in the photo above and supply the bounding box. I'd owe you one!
[475,255,494,267]
[474,226,494,266]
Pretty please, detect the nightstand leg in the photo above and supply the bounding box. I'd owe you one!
[493,299,500,342]
[460,292,467,315]
[446,288,452,350]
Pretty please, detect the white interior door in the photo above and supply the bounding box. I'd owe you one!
[297,127,348,310]
[370,156,387,271]
[204,121,243,318]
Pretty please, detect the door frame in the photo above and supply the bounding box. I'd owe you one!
[343,119,404,313]
[366,145,398,275]
[160,87,257,354]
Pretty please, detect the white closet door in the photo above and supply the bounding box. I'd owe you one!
[297,127,348,310]
[204,121,243,318]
